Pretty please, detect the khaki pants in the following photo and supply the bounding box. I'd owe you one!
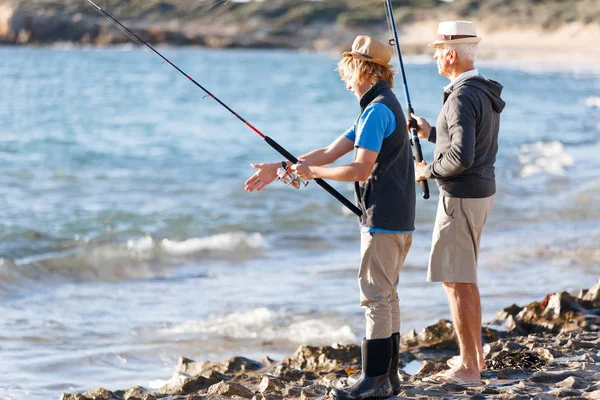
[428,195,494,283]
[359,232,412,339]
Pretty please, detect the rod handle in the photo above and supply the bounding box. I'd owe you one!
[407,107,430,200]
[264,136,363,217]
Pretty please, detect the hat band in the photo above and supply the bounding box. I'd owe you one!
[435,34,477,41]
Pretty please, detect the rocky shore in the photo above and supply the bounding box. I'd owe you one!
[2,0,599,62]
[60,278,600,400]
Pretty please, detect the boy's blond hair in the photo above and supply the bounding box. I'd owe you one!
[337,57,395,88]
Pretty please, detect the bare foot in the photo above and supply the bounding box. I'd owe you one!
[431,367,481,386]
[447,355,486,371]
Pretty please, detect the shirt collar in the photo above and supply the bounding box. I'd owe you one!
[444,69,479,92]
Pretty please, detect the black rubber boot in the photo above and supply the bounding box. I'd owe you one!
[389,332,402,395]
[330,337,393,400]
[343,333,402,395]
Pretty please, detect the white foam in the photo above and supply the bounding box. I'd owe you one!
[287,319,356,345]
[160,232,266,257]
[156,308,356,346]
[585,96,600,109]
[517,141,574,178]
[158,308,274,337]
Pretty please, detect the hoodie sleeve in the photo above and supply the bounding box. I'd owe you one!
[425,93,477,179]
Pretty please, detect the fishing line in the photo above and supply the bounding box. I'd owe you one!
[84,0,362,216]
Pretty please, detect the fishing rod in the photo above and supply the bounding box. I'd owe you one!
[84,0,363,217]
[383,0,430,200]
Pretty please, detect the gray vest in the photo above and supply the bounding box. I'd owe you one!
[354,80,416,231]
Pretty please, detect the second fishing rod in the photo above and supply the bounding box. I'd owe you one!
[384,0,430,200]
[84,0,362,217]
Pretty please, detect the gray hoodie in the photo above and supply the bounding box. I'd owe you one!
[425,76,505,198]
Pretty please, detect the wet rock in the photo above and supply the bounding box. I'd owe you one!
[206,381,254,398]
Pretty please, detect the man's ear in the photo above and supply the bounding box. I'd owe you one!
[447,49,457,64]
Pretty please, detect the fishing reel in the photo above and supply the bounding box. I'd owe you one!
[276,161,308,189]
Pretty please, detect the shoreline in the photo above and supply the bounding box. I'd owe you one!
[60,278,600,400]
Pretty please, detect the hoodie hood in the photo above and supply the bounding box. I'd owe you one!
[454,76,506,113]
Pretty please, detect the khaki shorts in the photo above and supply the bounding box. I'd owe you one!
[427,195,494,283]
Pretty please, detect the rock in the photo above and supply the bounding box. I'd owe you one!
[123,386,151,400]
[83,388,118,400]
[282,344,360,373]
[282,385,302,397]
[299,384,327,399]
[533,394,556,400]
[225,356,265,374]
[556,376,590,390]
[156,374,216,397]
[206,381,254,398]
[271,364,311,382]
[258,375,286,393]
[584,390,600,399]
[548,387,583,397]
[60,395,86,400]
[583,278,600,303]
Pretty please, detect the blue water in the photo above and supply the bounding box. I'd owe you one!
[0,46,599,399]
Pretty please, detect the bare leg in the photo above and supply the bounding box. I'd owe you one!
[448,284,485,370]
[435,282,480,383]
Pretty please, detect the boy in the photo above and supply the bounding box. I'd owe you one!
[245,35,415,400]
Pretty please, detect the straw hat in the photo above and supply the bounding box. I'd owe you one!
[428,21,482,47]
[342,35,393,68]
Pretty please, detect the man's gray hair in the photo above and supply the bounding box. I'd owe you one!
[443,43,478,62]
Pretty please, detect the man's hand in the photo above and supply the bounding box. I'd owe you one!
[245,162,279,192]
[408,113,432,139]
[291,159,315,181]
[415,160,428,183]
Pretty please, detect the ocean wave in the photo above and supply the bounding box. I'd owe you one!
[161,232,266,258]
[0,232,266,285]
[517,140,574,178]
[153,307,356,346]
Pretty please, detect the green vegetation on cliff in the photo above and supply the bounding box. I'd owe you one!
[4,0,598,47]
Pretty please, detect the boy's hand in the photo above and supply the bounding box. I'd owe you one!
[245,162,279,192]
[291,159,314,180]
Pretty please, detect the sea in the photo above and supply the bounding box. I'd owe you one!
[0,46,598,399]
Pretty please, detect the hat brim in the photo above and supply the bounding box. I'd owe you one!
[428,37,482,47]
[342,51,393,69]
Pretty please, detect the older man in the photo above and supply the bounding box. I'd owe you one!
[411,21,505,386]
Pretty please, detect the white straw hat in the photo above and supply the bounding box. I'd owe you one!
[428,21,482,47]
